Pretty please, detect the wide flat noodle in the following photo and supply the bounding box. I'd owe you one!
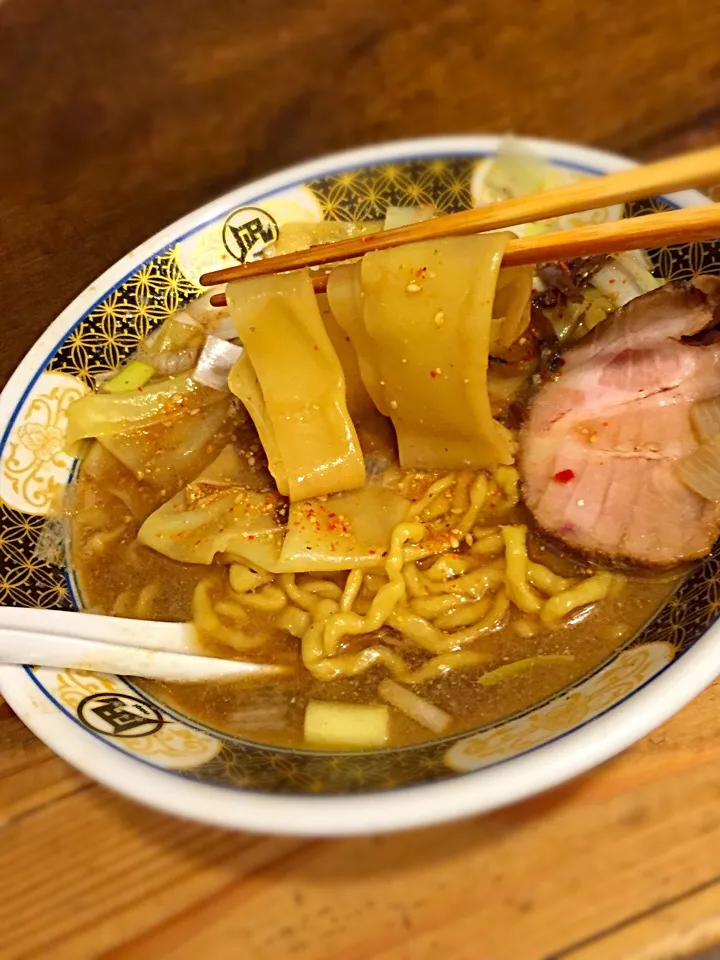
[228,354,288,496]
[226,270,365,501]
[325,264,390,416]
[137,443,408,573]
[316,292,377,422]
[137,445,284,566]
[356,234,517,470]
[280,486,409,572]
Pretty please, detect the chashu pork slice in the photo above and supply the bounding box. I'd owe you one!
[520,281,720,566]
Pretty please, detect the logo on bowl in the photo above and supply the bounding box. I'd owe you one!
[222,206,279,263]
[77,692,166,738]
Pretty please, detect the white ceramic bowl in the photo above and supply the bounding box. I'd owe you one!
[2,135,719,836]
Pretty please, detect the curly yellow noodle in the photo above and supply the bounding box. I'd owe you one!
[478,654,574,686]
[301,598,339,669]
[494,466,520,504]
[135,581,159,619]
[426,566,503,597]
[456,474,488,536]
[229,563,273,594]
[389,589,508,655]
[85,526,126,556]
[451,470,474,514]
[234,585,287,613]
[305,645,410,681]
[214,598,250,623]
[470,532,504,557]
[422,494,457,522]
[403,541,459,563]
[501,524,544,614]
[110,588,134,618]
[403,651,493,684]
[527,561,574,596]
[402,562,427,598]
[306,644,492,683]
[409,594,466,620]
[299,579,344,600]
[277,605,311,638]
[433,595,493,630]
[322,522,426,655]
[406,474,456,519]
[426,554,476,581]
[541,571,615,624]
[513,616,541,638]
[279,573,322,613]
[340,569,364,612]
[193,581,268,651]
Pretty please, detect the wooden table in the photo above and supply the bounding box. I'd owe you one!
[2,1,720,956]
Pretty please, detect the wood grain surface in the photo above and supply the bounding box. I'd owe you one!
[2,1,720,957]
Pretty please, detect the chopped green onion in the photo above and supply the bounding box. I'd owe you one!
[478,654,574,687]
[101,360,156,394]
[303,700,389,748]
[378,678,452,733]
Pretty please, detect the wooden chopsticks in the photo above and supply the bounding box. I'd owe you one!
[200,144,720,290]
[208,204,720,308]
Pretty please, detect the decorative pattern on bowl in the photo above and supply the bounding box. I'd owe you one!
[2,140,719,824]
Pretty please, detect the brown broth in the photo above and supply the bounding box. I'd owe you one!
[69,440,682,750]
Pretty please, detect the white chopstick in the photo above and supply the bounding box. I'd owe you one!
[0,608,288,682]
[0,628,287,681]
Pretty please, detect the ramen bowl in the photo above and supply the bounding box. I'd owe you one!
[2,135,720,836]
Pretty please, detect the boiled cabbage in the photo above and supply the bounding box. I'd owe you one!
[66,373,232,492]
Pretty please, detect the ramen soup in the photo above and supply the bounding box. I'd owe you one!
[65,199,720,751]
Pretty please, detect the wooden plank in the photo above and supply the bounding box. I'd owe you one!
[0,785,304,959]
[0,683,714,958]
[99,735,720,960]
[4,0,720,386]
[563,880,720,960]
[3,2,720,958]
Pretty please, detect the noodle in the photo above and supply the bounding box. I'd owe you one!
[276,605,311,638]
[322,522,425,655]
[340,569,364,611]
[67,236,668,751]
[541,571,615,624]
[425,554,476,581]
[300,579,344,600]
[193,580,268,651]
[229,563,273,593]
[409,594,467,619]
[234,586,287,612]
[280,574,322,613]
[407,474,456,519]
[189,492,612,690]
[433,595,494,630]
[456,473,488,536]
[402,562,427,598]
[501,524,544,614]
[470,532,504,557]
[451,470,474,515]
[527,561,574,596]
[135,581,160,618]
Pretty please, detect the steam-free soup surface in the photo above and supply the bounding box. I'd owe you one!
[70,439,679,749]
